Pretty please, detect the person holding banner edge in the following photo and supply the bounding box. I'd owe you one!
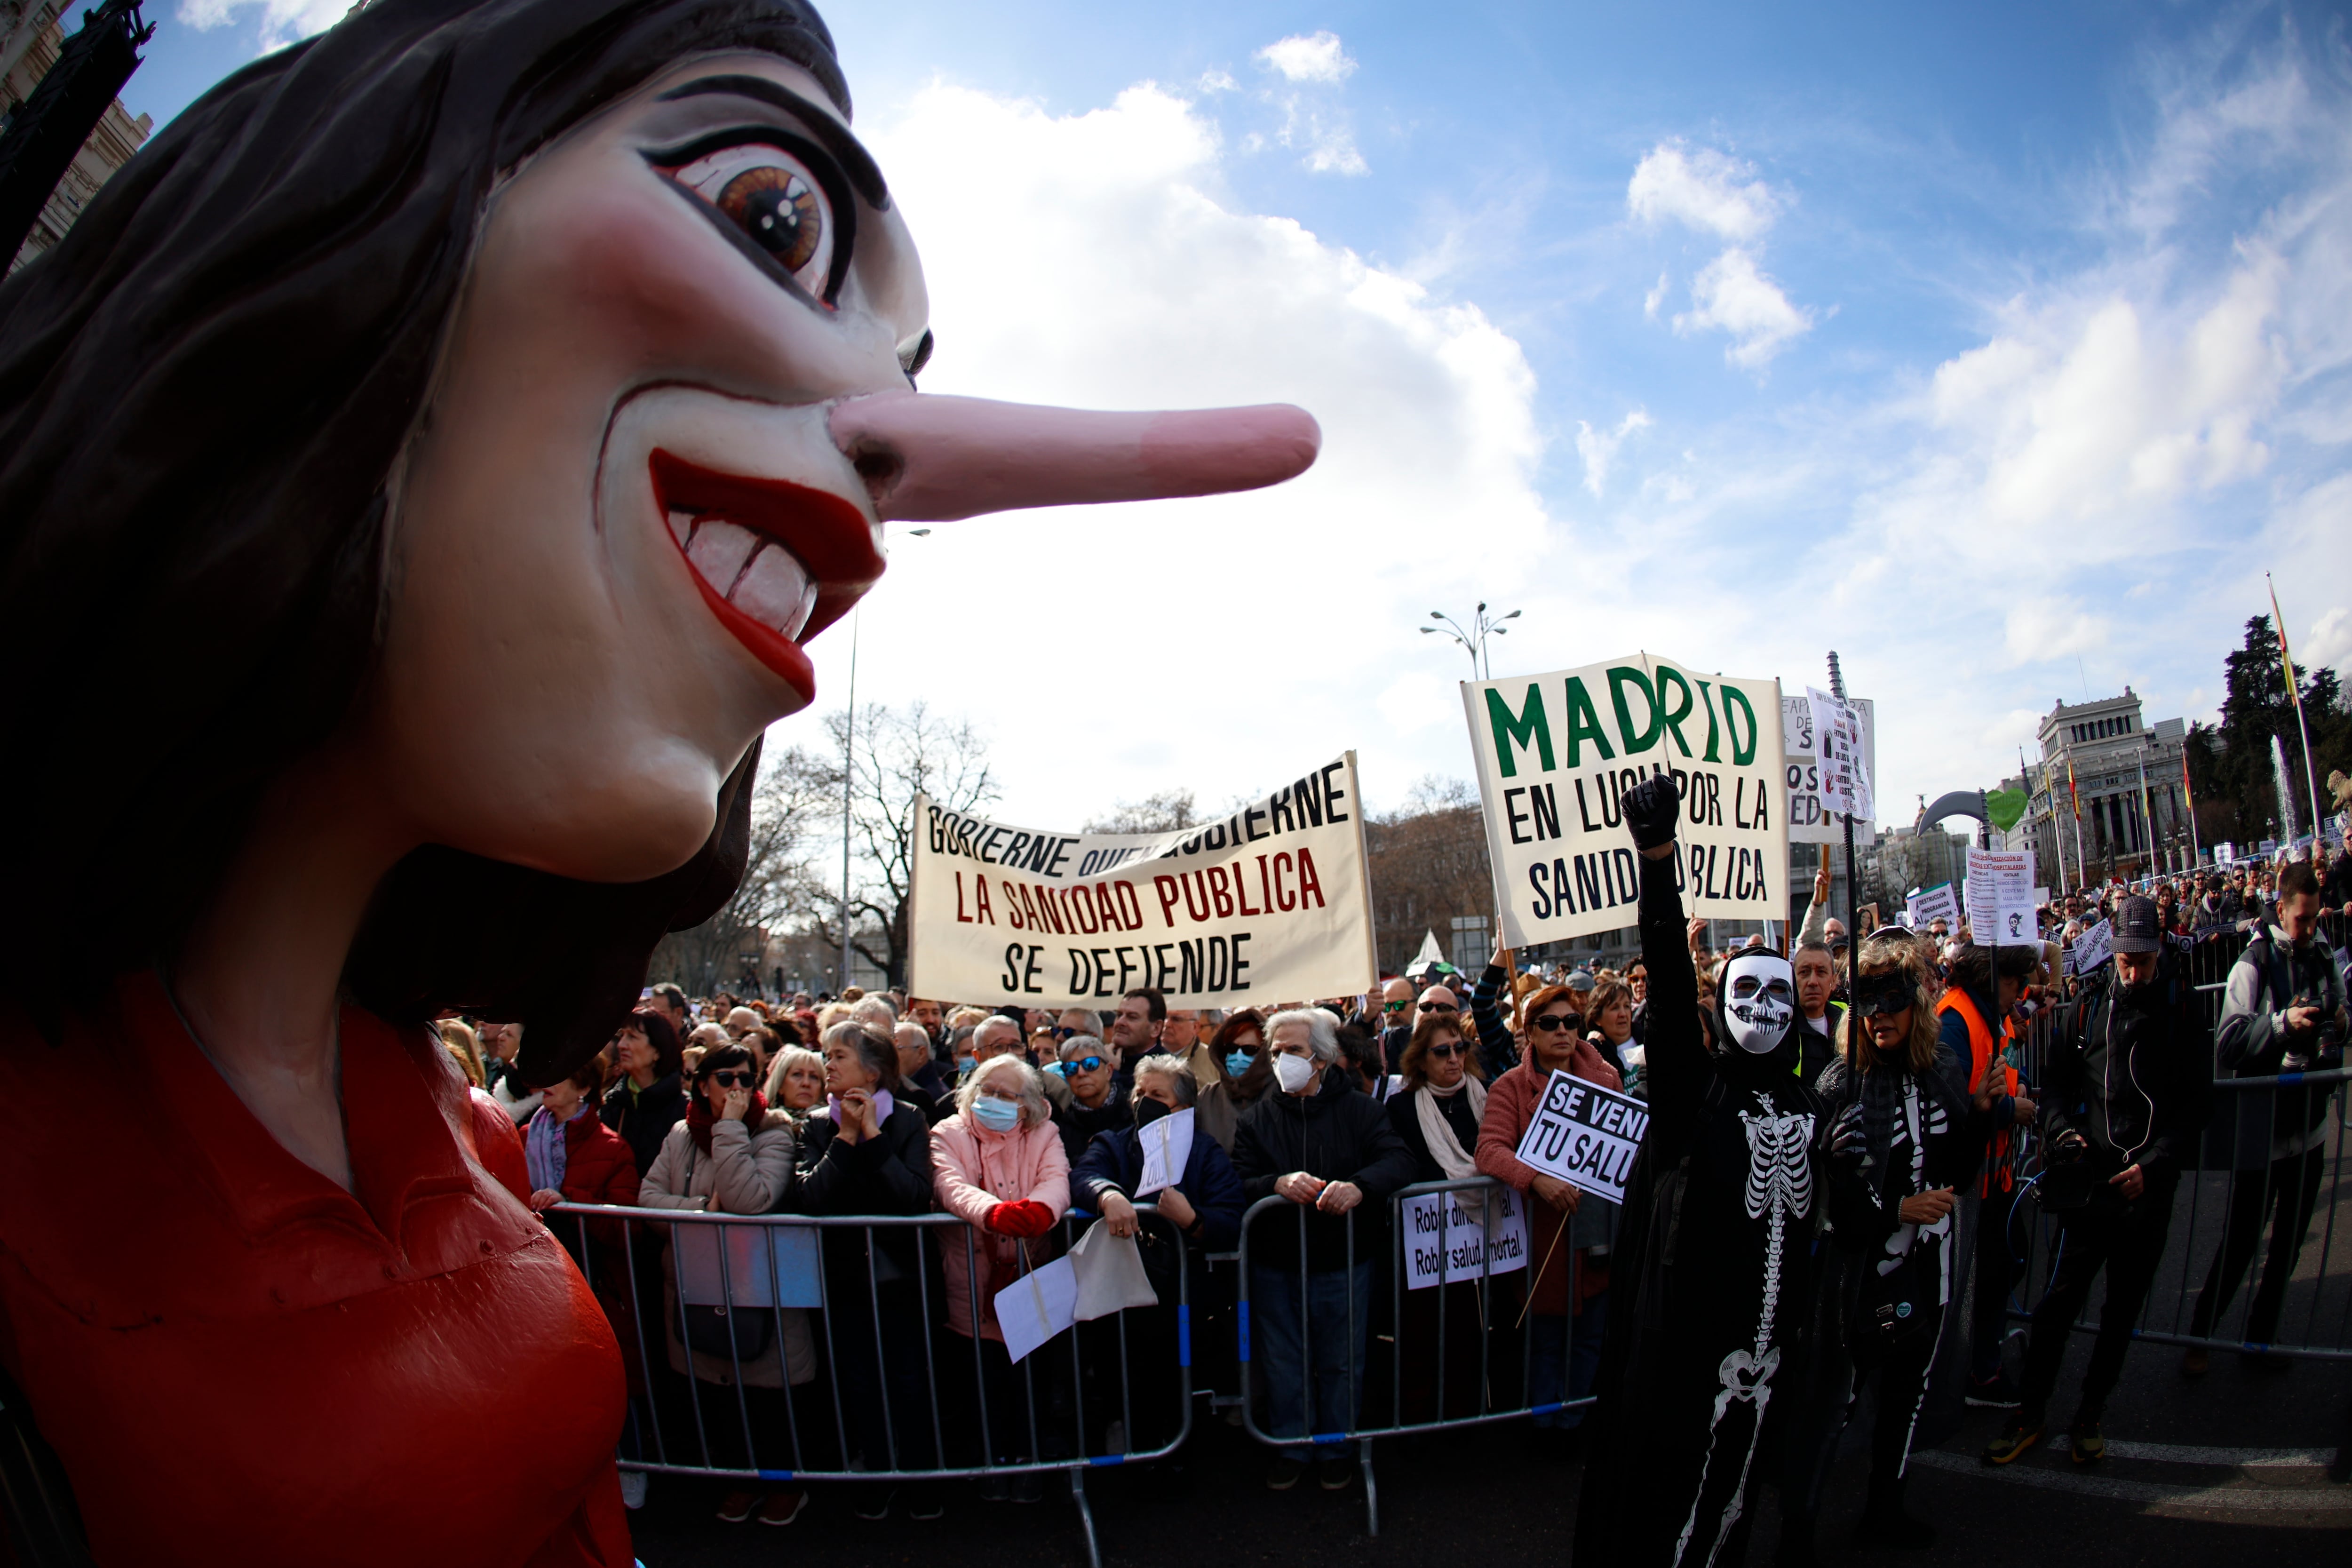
[1575,776,1862,1568]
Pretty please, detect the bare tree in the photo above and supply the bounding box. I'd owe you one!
[1084,788,1199,835]
[650,739,839,995]
[1364,774,1494,974]
[809,701,997,987]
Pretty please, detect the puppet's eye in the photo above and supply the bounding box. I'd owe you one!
[671,144,834,294]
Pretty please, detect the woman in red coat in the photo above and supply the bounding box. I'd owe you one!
[0,0,1312,1561]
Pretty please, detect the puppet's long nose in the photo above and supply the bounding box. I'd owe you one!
[829,390,1319,522]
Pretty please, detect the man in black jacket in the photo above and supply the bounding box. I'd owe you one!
[1231,1007,1415,1492]
[1986,896,2207,1467]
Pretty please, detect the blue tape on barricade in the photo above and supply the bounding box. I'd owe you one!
[757,1468,795,1481]
[1177,1302,1192,1368]
[1237,1300,1250,1363]
[1311,1431,1348,1445]
[1528,1401,1563,1416]
[1089,1454,1126,1467]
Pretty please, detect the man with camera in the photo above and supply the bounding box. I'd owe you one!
[2185,859,2348,1368]
[1984,896,2206,1467]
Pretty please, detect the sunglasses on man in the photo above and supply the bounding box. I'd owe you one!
[1063,1055,1106,1075]
[709,1071,755,1088]
[1421,1001,1459,1014]
[1383,1000,1410,1014]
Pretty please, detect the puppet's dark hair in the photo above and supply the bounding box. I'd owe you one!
[0,0,848,1083]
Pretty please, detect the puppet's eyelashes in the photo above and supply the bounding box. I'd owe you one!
[669,143,834,295]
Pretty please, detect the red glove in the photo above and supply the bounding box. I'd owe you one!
[985,1200,1056,1238]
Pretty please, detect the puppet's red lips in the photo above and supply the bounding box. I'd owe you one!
[650,449,885,695]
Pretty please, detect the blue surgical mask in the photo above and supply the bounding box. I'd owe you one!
[956,1056,977,1080]
[972,1097,1021,1133]
[1224,1051,1254,1080]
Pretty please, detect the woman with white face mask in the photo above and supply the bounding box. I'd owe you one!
[1576,778,1860,1568]
[929,1055,1068,1501]
[1229,1009,1416,1493]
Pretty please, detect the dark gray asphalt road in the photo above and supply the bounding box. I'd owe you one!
[628,1332,2351,1568]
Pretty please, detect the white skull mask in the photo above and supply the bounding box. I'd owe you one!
[1722,952,1796,1055]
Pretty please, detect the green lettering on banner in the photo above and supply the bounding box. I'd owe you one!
[1485,685,1555,780]
[1607,666,1661,756]
[1722,685,1760,767]
[1561,677,1616,767]
[1694,680,1723,763]
[1654,666,1699,758]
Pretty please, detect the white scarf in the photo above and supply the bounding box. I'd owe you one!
[1413,1073,1488,1183]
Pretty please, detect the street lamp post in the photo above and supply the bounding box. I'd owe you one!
[1419,603,1521,681]
[838,525,930,995]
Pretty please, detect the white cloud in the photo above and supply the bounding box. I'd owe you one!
[1255,32,1357,85]
[1575,409,1653,496]
[1248,33,1366,175]
[1643,272,1670,318]
[2303,607,2352,674]
[1673,248,1814,366]
[839,82,1548,823]
[1925,246,2286,529]
[1627,142,1781,240]
[1197,69,1239,95]
[176,0,342,50]
[2003,596,2114,666]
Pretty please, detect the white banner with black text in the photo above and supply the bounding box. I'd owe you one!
[908,754,1376,1009]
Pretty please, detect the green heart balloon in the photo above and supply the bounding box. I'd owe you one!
[1984,788,2030,833]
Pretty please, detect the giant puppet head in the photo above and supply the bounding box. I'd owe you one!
[0,0,1315,1082]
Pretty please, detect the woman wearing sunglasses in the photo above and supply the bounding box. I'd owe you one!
[1473,982,1621,1440]
[639,1042,812,1528]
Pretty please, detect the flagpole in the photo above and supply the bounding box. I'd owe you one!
[2268,573,2325,855]
[2067,756,2086,890]
[1829,651,1859,964]
[2181,747,2201,864]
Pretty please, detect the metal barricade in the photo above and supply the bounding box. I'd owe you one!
[2004,946,2352,1364]
[547,1201,1189,1568]
[1232,1175,1598,1535]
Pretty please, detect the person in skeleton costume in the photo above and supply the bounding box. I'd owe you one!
[1780,929,1995,1555]
[1576,777,1865,1568]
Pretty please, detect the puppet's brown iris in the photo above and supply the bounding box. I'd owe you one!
[718,166,823,274]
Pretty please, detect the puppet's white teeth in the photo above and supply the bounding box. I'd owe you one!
[729,541,818,642]
[683,517,759,590]
[667,509,693,547]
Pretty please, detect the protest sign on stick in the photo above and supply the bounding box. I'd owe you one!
[1906,883,1960,932]
[1964,849,2037,947]
[1511,1070,1650,1204]
[1462,653,1787,945]
[909,753,1375,1009]
[1782,693,1876,845]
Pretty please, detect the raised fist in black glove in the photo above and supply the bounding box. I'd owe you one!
[1621,774,1681,854]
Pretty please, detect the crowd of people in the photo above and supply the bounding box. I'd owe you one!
[431,816,2348,1561]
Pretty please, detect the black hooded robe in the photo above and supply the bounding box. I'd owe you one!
[1574,850,1831,1568]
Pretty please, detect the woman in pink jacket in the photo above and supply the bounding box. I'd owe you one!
[1475,982,1622,1440]
[930,1055,1071,1500]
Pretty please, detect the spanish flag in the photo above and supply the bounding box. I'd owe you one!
[2067,757,2081,820]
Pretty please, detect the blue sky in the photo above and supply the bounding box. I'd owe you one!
[119,1,2352,832]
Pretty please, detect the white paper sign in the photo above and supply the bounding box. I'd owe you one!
[1136,1107,1194,1198]
[1964,849,2038,948]
[2067,918,2113,976]
[1804,687,1876,821]
[994,1255,1079,1364]
[1907,883,1960,932]
[1464,653,1788,944]
[1511,1070,1650,1204]
[1782,693,1877,845]
[1068,1219,1159,1321]
[675,1219,823,1310]
[2032,887,2050,912]
[1399,1186,1529,1290]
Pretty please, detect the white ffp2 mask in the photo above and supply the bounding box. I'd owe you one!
[1272,1051,1318,1093]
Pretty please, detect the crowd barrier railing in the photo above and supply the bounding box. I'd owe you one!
[545,1200,1189,1568]
[2006,966,2352,1365]
[1232,1176,1597,1535]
